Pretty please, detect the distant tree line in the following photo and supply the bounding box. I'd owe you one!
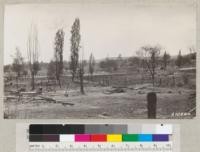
[98,46,196,86]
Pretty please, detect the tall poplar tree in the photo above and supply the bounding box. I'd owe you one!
[54,29,65,88]
[70,18,80,81]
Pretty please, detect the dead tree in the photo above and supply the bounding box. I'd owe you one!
[12,47,24,89]
[27,24,40,90]
[137,45,161,87]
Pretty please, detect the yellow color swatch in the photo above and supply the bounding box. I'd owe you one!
[107,134,122,142]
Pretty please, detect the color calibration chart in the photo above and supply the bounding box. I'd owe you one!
[16,124,180,152]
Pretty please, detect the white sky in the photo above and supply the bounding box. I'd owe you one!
[4,2,196,65]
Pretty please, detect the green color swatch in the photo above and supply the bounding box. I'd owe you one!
[122,134,138,141]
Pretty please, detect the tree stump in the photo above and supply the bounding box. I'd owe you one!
[147,92,157,119]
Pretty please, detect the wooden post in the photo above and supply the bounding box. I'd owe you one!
[147,92,157,119]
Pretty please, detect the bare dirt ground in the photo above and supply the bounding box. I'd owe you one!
[4,84,195,119]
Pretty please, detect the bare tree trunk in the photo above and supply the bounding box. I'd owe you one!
[79,68,84,94]
[27,24,39,91]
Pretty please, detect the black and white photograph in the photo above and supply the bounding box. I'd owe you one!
[3,1,196,119]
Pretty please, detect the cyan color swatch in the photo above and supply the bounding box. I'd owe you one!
[138,134,152,141]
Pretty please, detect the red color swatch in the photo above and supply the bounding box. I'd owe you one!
[91,134,107,142]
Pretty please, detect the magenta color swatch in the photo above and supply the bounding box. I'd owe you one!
[75,134,91,142]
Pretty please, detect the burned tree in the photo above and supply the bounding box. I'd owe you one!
[138,45,161,86]
[54,29,65,88]
[70,18,80,81]
[12,47,24,89]
[27,24,40,90]
[88,53,95,80]
[79,60,85,94]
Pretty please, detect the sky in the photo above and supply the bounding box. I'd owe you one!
[4,2,196,65]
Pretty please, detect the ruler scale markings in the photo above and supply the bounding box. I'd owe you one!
[29,142,172,151]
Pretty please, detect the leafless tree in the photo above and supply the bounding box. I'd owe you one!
[27,24,40,90]
[12,47,24,89]
[137,45,161,86]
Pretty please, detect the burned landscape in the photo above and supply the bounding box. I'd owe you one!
[3,3,196,119]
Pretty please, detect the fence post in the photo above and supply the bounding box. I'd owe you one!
[147,92,157,119]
